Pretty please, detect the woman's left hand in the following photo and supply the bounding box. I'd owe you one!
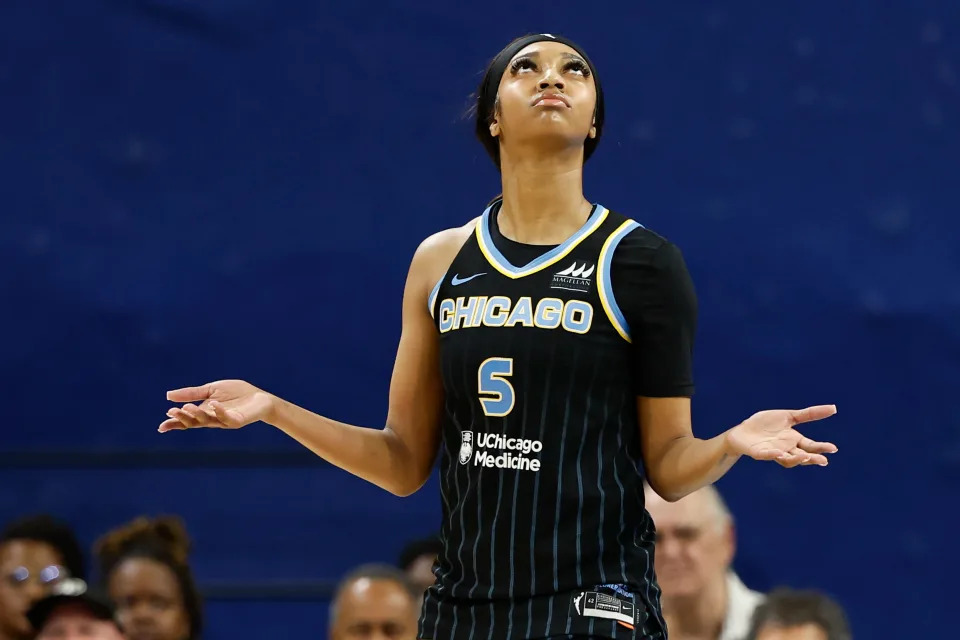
[725,405,838,468]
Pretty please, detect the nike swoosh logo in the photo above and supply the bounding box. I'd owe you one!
[451,273,486,286]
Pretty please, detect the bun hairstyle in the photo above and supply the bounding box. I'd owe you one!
[96,515,191,568]
[95,515,203,639]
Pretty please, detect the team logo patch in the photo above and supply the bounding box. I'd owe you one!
[551,261,595,293]
[459,431,474,465]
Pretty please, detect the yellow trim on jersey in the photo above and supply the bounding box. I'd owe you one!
[597,219,641,343]
[475,207,609,279]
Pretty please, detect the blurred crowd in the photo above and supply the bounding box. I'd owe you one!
[1,485,850,640]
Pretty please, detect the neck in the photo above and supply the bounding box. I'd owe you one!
[662,576,729,640]
[496,144,592,245]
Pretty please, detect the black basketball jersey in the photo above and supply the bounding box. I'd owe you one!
[418,200,667,640]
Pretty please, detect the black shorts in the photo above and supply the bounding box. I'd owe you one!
[419,586,665,640]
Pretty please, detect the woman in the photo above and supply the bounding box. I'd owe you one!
[0,515,84,640]
[159,34,838,640]
[94,516,202,640]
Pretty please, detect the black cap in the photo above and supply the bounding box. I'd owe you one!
[27,578,116,631]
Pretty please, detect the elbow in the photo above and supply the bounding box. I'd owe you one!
[387,480,418,498]
[380,427,435,497]
[644,474,686,503]
[387,479,425,498]
[384,469,431,498]
[658,489,687,503]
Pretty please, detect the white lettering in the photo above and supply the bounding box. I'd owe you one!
[439,295,593,335]
[469,433,544,473]
[453,297,480,330]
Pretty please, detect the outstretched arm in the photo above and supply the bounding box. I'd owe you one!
[160,227,470,496]
[609,235,837,502]
[267,235,446,496]
[638,397,837,502]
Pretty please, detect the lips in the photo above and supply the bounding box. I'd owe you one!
[532,93,570,107]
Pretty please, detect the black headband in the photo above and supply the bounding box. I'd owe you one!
[476,33,604,168]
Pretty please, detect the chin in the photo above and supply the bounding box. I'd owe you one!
[528,116,581,133]
[658,576,703,599]
[516,130,586,153]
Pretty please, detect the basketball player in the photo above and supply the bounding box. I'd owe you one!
[159,34,838,640]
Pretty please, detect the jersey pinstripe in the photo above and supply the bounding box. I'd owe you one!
[419,201,666,640]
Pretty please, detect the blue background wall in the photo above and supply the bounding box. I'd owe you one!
[1,0,957,637]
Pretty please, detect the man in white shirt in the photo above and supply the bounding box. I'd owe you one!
[645,484,765,640]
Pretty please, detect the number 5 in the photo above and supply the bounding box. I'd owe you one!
[478,357,514,417]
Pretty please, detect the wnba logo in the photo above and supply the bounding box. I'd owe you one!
[459,431,474,465]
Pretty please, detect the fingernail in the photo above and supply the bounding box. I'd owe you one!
[819,462,828,467]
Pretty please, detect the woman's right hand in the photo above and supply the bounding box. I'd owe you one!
[159,380,276,433]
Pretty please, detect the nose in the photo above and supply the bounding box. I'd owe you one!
[21,580,48,604]
[128,602,158,626]
[538,67,564,91]
[657,535,681,561]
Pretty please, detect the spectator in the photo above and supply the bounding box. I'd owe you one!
[94,516,202,640]
[27,578,125,640]
[746,588,851,640]
[329,564,420,640]
[645,484,764,640]
[397,535,442,596]
[0,515,85,640]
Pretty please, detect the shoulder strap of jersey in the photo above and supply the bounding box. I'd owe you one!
[597,217,645,343]
[427,219,483,319]
[429,275,444,319]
